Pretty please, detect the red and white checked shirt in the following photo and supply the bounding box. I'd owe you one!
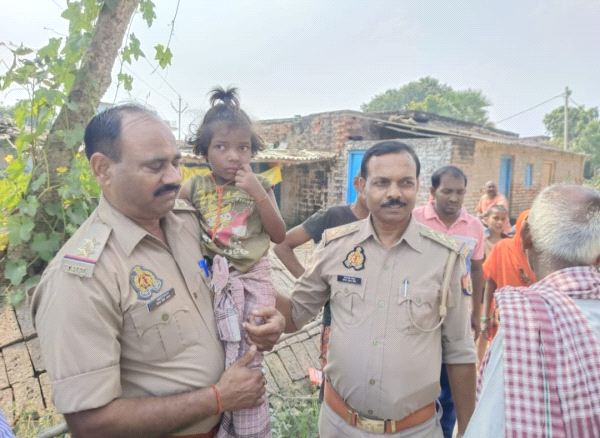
[478,266,600,438]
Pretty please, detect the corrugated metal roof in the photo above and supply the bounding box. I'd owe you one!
[367,116,586,156]
[180,148,337,164]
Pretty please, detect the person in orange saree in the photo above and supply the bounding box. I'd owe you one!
[480,210,536,343]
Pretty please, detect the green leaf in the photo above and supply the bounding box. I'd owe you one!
[38,38,62,60]
[17,196,39,217]
[14,46,34,56]
[64,125,85,149]
[154,44,173,68]
[23,275,41,291]
[19,216,35,242]
[30,173,47,191]
[117,72,134,91]
[31,232,61,262]
[5,260,27,286]
[44,201,63,218]
[139,0,157,26]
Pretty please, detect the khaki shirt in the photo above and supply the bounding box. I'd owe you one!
[31,196,223,435]
[290,216,477,420]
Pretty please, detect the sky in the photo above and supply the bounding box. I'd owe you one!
[2,0,599,139]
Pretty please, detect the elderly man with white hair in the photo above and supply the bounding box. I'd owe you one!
[465,184,600,438]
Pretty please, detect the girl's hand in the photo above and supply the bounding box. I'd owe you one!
[235,164,267,200]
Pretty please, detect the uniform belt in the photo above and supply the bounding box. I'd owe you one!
[324,380,435,434]
[165,424,218,438]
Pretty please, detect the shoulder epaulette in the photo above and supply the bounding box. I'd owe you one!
[323,221,361,245]
[61,222,111,278]
[418,224,466,256]
[172,199,197,212]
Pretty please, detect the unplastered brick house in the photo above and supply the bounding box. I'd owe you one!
[254,110,586,226]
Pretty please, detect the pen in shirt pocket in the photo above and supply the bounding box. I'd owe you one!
[198,259,210,277]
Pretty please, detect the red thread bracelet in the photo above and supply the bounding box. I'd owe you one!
[210,384,222,415]
[256,194,269,203]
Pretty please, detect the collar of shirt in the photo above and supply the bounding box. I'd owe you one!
[532,265,600,299]
[96,194,184,256]
[353,215,423,253]
[422,200,469,226]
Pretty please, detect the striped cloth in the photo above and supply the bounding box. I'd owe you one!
[0,409,14,438]
[478,266,600,438]
[212,255,275,438]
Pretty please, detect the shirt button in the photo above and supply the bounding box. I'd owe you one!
[416,297,422,304]
[383,265,389,270]
[161,313,169,322]
[373,339,380,346]
[369,379,376,385]
[368,410,374,415]
[378,301,385,307]
[344,288,349,295]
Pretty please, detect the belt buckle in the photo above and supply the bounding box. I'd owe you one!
[355,415,385,434]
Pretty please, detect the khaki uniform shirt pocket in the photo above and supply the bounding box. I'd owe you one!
[331,281,366,326]
[396,286,440,334]
[130,302,193,362]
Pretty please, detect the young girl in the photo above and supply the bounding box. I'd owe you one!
[477,205,510,364]
[483,205,510,258]
[179,87,285,438]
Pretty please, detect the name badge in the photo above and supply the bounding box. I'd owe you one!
[147,288,175,312]
[337,275,362,285]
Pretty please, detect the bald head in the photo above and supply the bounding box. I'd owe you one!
[528,184,600,266]
[485,180,497,197]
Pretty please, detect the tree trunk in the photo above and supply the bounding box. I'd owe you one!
[9,0,140,266]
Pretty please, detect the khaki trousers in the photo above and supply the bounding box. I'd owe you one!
[318,401,443,438]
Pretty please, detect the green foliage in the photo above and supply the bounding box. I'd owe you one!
[362,77,450,112]
[154,44,173,68]
[139,0,157,26]
[270,398,321,438]
[543,105,600,173]
[362,76,493,126]
[1,0,174,304]
[8,401,69,438]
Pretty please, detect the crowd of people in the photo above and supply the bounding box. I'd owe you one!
[21,88,600,438]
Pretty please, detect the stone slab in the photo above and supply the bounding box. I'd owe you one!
[289,343,312,378]
[26,338,45,373]
[3,343,34,385]
[0,307,23,348]
[276,347,305,382]
[264,353,292,391]
[12,377,44,420]
[0,387,14,425]
[38,372,52,409]
[302,337,322,369]
[14,303,36,340]
[0,352,9,390]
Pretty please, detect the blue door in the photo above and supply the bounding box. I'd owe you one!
[347,150,365,202]
[499,156,513,201]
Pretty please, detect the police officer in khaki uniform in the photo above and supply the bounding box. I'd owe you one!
[277,141,477,437]
[31,104,285,438]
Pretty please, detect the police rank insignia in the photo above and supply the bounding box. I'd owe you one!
[131,265,163,300]
[343,246,366,270]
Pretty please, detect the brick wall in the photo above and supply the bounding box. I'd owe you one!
[278,160,337,227]
[256,110,375,153]
[258,111,585,225]
[459,141,585,218]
